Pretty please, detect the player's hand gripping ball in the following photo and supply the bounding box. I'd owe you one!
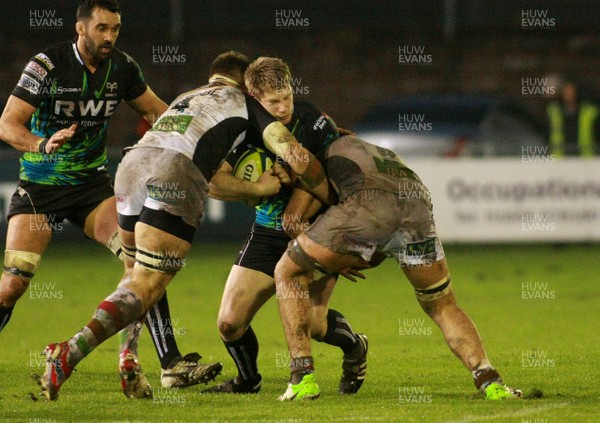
[232,147,274,207]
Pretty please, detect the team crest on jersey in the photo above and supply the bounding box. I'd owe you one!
[24,61,48,80]
[34,53,55,70]
[106,82,118,93]
[105,82,118,97]
[18,74,40,95]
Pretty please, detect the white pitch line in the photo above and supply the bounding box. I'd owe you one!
[441,402,570,423]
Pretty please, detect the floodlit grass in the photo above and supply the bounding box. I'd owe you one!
[0,242,598,422]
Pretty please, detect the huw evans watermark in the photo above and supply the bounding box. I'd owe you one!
[30,9,63,29]
[275,10,309,29]
[398,46,432,65]
[152,46,187,65]
[522,9,555,30]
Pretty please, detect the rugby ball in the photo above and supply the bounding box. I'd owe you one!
[232,147,274,207]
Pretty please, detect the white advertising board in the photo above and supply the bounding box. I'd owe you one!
[408,158,600,242]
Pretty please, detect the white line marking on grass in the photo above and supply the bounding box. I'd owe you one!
[257,416,392,423]
[442,402,570,423]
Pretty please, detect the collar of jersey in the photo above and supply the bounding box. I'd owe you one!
[72,42,85,66]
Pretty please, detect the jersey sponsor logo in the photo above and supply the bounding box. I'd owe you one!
[344,235,377,260]
[372,156,413,179]
[17,74,41,95]
[150,115,193,134]
[54,99,119,117]
[403,238,437,264]
[24,61,48,80]
[312,114,327,131]
[56,87,82,94]
[34,53,55,70]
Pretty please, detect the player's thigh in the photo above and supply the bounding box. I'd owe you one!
[297,190,402,273]
[125,222,191,307]
[84,195,118,243]
[401,257,450,290]
[134,221,191,261]
[294,234,366,275]
[121,148,207,241]
[118,228,136,270]
[4,214,52,253]
[218,265,275,328]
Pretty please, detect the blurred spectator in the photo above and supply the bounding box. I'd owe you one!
[547,81,599,157]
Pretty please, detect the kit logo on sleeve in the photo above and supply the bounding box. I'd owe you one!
[34,53,55,70]
[18,74,41,95]
[24,61,48,80]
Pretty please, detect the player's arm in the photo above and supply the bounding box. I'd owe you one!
[208,160,282,201]
[0,95,75,154]
[282,187,323,239]
[126,86,168,125]
[263,121,334,204]
[248,97,334,204]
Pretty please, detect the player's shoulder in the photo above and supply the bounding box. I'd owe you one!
[111,46,142,68]
[293,100,322,116]
[29,40,72,72]
[293,100,336,125]
[292,100,338,138]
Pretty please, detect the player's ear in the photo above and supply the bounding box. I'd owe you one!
[75,21,85,36]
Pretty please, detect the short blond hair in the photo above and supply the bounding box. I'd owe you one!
[244,57,292,99]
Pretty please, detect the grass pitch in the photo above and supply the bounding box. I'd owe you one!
[0,242,598,422]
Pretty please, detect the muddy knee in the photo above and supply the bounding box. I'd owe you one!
[218,319,245,340]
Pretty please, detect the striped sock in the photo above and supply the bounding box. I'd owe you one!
[322,309,359,355]
[68,326,98,366]
[145,291,182,369]
[223,326,259,381]
[67,287,142,367]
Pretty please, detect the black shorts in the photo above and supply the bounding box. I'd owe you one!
[236,223,291,277]
[7,172,114,233]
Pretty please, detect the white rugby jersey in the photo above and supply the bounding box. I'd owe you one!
[133,84,256,178]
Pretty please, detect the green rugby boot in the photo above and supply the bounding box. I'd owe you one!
[278,373,320,401]
[483,382,522,400]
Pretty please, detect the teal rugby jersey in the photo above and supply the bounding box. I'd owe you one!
[226,101,339,230]
[11,40,147,185]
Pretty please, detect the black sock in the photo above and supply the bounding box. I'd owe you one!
[145,291,182,369]
[0,305,14,333]
[322,309,359,355]
[223,326,259,381]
